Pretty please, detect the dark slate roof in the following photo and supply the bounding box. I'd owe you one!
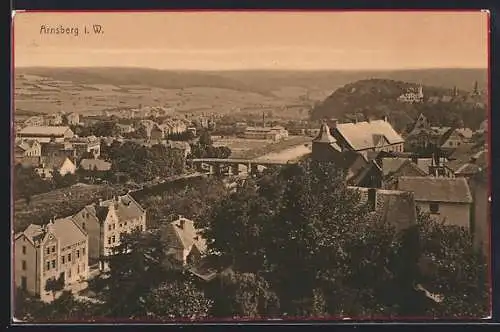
[397,176,473,204]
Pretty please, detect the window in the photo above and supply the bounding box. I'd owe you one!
[77,265,80,274]
[76,250,80,259]
[119,223,123,228]
[46,247,50,255]
[429,203,440,214]
[22,246,26,254]
[68,253,72,262]
[82,247,86,256]
[112,235,116,243]
[21,276,27,291]
[125,222,127,227]
[46,261,50,271]
[62,256,65,264]
[108,237,111,245]
[51,246,56,253]
[51,260,56,269]
[22,260,26,270]
[68,269,72,278]
[82,222,86,230]
[141,225,144,231]
[108,224,112,231]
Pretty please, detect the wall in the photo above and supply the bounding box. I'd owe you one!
[14,236,39,296]
[416,201,471,229]
[71,210,101,262]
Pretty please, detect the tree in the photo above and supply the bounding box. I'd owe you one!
[95,229,168,319]
[140,280,213,321]
[416,211,490,317]
[198,129,213,147]
[44,273,65,301]
[201,159,482,318]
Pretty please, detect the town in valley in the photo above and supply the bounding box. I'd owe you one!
[12,11,490,322]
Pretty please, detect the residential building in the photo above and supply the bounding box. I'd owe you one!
[116,124,135,135]
[150,123,164,140]
[14,218,89,302]
[18,126,74,143]
[456,128,474,141]
[41,141,76,159]
[396,176,474,229]
[468,169,489,255]
[328,118,405,158]
[160,216,206,266]
[68,136,101,159]
[438,128,465,150]
[65,113,80,126]
[71,194,146,269]
[348,186,418,232]
[36,156,77,179]
[15,139,42,160]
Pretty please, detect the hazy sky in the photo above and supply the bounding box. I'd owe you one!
[13,11,489,70]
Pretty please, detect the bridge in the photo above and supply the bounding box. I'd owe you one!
[187,158,297,176]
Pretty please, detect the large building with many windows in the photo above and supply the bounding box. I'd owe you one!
[14,218,89,302]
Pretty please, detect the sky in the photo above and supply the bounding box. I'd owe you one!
[13,11,489,70]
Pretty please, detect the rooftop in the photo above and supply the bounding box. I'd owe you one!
[19,126,72,136]
[161,216,207,254]
[397,176,473,204]
[80,159,112,171]
[334,120,404,151]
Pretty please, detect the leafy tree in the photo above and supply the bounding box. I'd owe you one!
[416,211,490,317]
[14,164,53,201]
[205,270,279,319]
[95,229,168,319]
[44,273,65,301]
[140,280,213,321]
[198,129,213,146]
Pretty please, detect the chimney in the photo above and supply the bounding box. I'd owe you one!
[262,112,266,128]
[329,118,338,128]
[411,154,418,164]
[383,115,388,122]
[178,217,186,229]
[367,188,377,212]
[98,198,104,206]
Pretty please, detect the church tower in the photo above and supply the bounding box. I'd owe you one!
[312,121,341,162]
[472,81,480,96]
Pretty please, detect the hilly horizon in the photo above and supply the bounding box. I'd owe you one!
[16,67,487,94]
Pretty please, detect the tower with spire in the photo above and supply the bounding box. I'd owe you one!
[311,120,342,162]
[472,80,480,96]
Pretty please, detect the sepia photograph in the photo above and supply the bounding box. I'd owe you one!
[11,10,490,322]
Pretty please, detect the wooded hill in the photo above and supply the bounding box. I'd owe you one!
[310,79,487,132]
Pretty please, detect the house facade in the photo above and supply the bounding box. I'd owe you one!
[15,140,42,160]
[396,176,474,229]
[439,129,465,149]
[160,216,206,266]
[71,194,147,269]
[14,218,88,302]
[36,156,77,179]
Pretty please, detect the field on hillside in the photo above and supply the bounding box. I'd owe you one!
[13,183,127,232]
[14,71,311,120]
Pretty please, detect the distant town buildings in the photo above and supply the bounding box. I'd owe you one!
[398,85,424,103]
